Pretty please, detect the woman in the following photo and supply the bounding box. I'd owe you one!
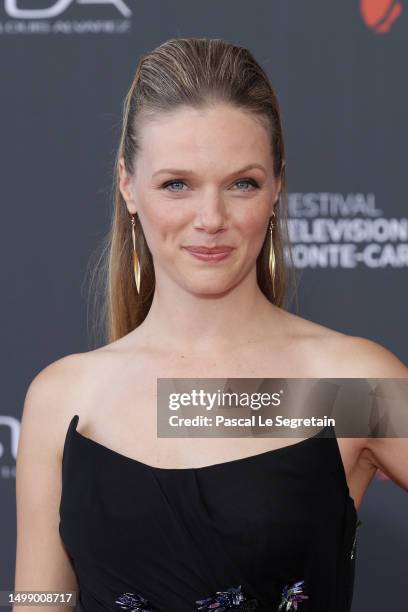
[15,37,408,612]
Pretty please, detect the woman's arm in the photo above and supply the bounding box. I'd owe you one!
[14,356,81,611]
[343,337,408,492]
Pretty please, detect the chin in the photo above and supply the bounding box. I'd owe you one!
[187,282,236,297]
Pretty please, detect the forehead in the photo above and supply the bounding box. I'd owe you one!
[137,103,272,170]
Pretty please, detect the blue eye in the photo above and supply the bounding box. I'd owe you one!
[234,179,259,190]
[163,180,186,191]
[162,178,259,192]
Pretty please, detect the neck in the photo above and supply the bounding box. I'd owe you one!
[136,270,285,355]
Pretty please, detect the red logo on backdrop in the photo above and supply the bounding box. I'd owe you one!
[360,0,403,33]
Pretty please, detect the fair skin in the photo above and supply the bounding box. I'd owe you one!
[14,102,408,606]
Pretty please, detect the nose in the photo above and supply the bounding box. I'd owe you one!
[194,191,228,233]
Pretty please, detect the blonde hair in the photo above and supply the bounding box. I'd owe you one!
[86,37,298,348]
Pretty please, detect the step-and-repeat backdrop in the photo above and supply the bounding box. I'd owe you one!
[1,1,407,610]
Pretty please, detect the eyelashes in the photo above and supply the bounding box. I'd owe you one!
[161,178,260,193]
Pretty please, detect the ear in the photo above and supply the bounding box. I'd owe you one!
[272,173,283,214]
[118,157,137,214]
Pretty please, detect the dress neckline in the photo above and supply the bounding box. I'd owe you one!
[66,414,359,516]
[70,413,332,472]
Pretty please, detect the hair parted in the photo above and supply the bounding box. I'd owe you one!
[86,37,298,348]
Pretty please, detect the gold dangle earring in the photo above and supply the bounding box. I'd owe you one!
[131,213,141,294]
[269,212,276,297]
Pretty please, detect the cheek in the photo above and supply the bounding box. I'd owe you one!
[140,200,187,245]
[238,209,269,240]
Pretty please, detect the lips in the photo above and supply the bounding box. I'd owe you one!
[183,246,234,254]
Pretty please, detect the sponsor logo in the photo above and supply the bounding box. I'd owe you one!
[360,0,403,33]
[0,0,132,35]
[4,0,131,18]
[0,415,19,479]
[287,192,408,269]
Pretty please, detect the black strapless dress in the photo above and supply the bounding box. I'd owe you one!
[59,414,361,611]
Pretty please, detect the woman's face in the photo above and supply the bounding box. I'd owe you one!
[119,102,282,295]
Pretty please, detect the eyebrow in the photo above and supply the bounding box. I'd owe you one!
[152,163,267,179]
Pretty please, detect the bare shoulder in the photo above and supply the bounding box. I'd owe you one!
[20,352,93,462]
[278,309,408,378]
[20,336,143,455]
[323,334,408,378]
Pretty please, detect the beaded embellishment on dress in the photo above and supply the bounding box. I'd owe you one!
[195,584,259,610]
[278,579,309,610]
[115,591,157,611]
